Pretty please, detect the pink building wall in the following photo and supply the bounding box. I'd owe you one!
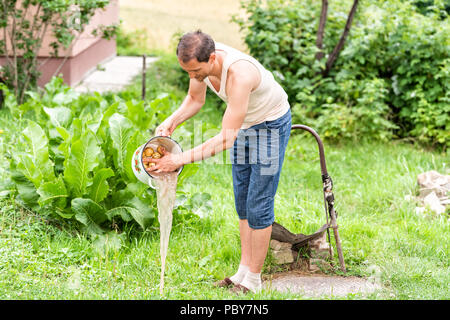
[0,0,119,87]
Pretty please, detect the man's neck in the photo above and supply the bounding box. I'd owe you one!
[209,51,225,79]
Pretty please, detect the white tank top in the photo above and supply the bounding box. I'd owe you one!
[204,42,290,129]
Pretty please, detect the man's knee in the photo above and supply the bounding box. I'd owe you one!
[247,212,274,230]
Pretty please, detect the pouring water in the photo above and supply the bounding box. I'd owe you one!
[132,136,184,296]
[153,172,178,296]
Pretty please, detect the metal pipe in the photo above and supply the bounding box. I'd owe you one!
[142,54,146,101]
[291,124,346,273]
[291,125,328,175]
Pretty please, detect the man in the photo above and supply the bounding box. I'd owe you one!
[145,30,291,293]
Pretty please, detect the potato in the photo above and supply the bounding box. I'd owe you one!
[142,145,165,172]
[144,147,154,157]
[157,146,165,155]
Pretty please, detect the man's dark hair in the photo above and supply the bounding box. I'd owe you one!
[176,30,215,63]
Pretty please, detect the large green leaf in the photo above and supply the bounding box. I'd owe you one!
[21,121,55,186]
[16,153,42,188]
[105,206,134,223]
[88,168,115,203]
[124,182,152,198]
[52,89,79,106]
[125,131,141,182]
[95,101,119,142]
[37,175,68,209]
[124,100,153,131]
[106,190,155,230]
[56,126,71,159]
[72,198,108,235]
[9,167,39,210]
[108,113,136,180]
[63,130,102,198]
[71,118,84,143]
[125,196,155,230]
[43,106,73,128]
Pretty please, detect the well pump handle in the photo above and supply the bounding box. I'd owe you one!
[291,125,328,176]
[290,124,346,273]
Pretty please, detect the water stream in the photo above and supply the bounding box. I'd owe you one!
[153,172,178,296]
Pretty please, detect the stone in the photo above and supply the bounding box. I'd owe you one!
[271,249,295,265]
[265,274,383,298]
[416,170,449,215]
[270,239,292,251]
[415,207,426,215]
[417,170,450,199]
[423,191,446,215]
[308,232,333,260]
[270,239,296,264]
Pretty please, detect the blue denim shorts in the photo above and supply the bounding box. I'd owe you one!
[229,108,292,229]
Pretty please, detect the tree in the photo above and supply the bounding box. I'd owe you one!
[315,0,328,61]
[0,0,117,104]
[316,0,359,76]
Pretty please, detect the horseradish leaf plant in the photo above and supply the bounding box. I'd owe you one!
[1,77,200,237]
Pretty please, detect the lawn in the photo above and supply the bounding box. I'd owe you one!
[0,18,448,299]
[0,89,448,299]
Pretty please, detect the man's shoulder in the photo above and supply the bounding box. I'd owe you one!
[228,60,258,78]
[226,61,260,94]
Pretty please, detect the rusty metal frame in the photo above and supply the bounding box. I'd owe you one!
[291,124,346,273]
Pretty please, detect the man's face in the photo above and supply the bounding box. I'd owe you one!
[178,53,215,82]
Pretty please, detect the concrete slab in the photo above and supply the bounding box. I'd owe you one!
[74,55,158,94]
[264,273,383,298]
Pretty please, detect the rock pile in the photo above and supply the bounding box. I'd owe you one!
[416,170,449,215]
[269,231,333,273]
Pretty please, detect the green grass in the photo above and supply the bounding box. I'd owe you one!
[0,53,448,300]
[0,134,448,299]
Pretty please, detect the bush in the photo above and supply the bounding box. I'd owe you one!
[234,0,449,148]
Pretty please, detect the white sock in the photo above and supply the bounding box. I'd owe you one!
[229,264,249,285]
[240,271,262,292]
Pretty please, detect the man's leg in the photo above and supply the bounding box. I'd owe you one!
[228,158,251,285]
[238,111,292,292]
[228,219,252,285]
[249,224,272,273]
[233,220,271,291]
[238,221,273,273]
[238,219,252,266]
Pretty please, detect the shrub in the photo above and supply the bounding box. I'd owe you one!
[234,0,449,148]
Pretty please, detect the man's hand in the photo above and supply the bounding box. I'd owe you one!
[155,118,176,137]
[143,150,184,174]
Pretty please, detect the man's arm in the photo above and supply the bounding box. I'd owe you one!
[147,60,260,173]
[179,61,258,165]
[155,79,206,136]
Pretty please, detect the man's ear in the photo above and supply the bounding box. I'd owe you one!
[209,52,216,64]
